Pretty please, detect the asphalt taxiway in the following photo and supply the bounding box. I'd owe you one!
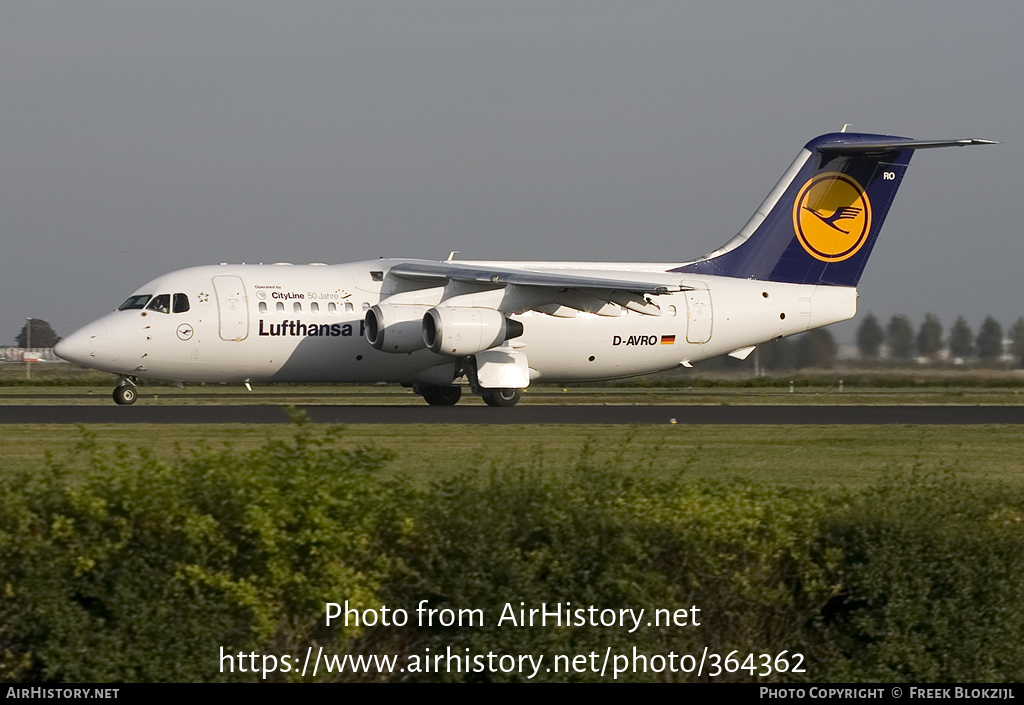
[2,405,1024,424]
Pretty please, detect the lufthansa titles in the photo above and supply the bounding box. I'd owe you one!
[258,319,365,338]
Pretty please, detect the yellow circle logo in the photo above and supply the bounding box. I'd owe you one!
[792,172,872,262]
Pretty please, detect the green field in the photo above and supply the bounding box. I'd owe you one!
[5,361,1023,491]
[5,384,1024,407]
[4,363,1023,488]
[4,361,1024,407]
[3,422,1022,489]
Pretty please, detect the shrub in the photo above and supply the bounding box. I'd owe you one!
[379,447,840,682]
[0,417,402,682]
[817,469,1024,682]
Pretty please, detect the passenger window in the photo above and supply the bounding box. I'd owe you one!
[294,302,302,313]
[146,294,171,314]
[173,293,190,313]
[276,302,284,313]
[345,302,354,313]
[328,302,337,314]
[311,302,319,313]
[259,302,267,313]
[119,295,151,311]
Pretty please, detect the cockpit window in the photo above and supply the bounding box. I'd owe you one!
[119,295,151,310]
[173,293,190,313]
[146,294,171,314]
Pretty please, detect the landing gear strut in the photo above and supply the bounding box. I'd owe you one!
[113,377,138,406]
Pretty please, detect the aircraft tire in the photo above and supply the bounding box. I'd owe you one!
[113,385,137,406]
[482,388,522,407]
[421,384,462,406]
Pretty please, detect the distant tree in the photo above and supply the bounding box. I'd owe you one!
[916,313,944,360]
[759,337,797,371]
[886,315,914,360]
[856,313,884,359]
[948,316,974,360]
[975,316,1004,361]
[795,328,837,369]
[1008,317,1024,368]
[15,319,60,348]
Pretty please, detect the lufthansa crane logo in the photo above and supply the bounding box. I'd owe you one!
[792,172,872,262]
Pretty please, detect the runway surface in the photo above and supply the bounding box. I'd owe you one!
[3,405,1024,424]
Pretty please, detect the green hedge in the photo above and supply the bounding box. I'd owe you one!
[0,418,402,681]
[2,422,1022,682]
[815,469,1024,682]
[380,463,839,681]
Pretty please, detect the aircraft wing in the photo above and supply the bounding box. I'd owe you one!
[387,260,686,317]
[389,260,685,295]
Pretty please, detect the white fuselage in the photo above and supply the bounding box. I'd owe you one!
[57,260,857,386]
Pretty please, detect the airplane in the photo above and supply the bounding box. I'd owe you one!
[54,131,993,406]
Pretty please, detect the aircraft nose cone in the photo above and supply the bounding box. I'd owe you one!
[54,321,108,366]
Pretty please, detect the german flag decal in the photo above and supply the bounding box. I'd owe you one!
[660,335,676,345]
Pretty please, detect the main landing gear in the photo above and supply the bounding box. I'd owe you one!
[415,384,463,406]
[413,383,523,407]
[481,388,522,407]
[113,377,138,405]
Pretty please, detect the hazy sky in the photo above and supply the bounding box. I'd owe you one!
[2,1,1020,346]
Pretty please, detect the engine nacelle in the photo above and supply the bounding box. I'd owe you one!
[422,307,524,356]
[365,304,430,353]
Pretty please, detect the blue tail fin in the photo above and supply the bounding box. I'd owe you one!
[672,132,993,287]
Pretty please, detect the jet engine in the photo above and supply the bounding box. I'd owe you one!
[365,304,430,353]
[422,307,524,356]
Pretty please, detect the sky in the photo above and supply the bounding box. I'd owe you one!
[2,1,1020,346]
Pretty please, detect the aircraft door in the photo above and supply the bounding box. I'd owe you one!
[213,275,249,341]
[681,280,713,344]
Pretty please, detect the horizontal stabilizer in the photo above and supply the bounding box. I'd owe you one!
[816,137,997,155]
